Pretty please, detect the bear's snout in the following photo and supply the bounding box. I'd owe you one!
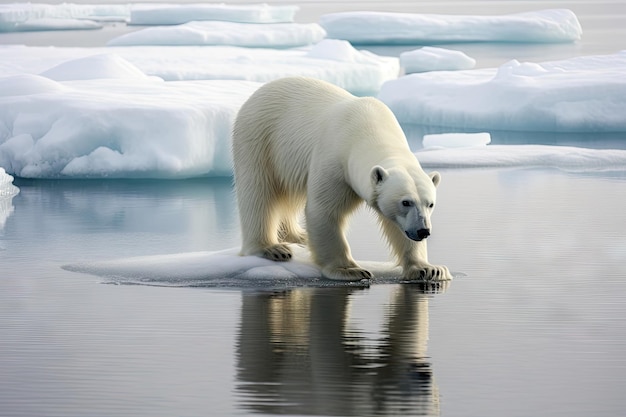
[406,228,430,241]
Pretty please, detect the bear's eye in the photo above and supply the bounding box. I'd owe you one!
[402,200,413,207]
[428,203,434,209]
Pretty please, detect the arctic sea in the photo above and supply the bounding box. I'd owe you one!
[1,1,626,417]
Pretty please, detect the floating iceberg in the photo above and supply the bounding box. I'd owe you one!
[108,21,326,48]
[400,47,476,74]
[379,51,626,132]
[0,42,398,95]
[0,73,260,179]
[320,9,582,44]
[0,3,128,31]
[0,167,18,198]
[0,167,19,230]
[129,3,298,25]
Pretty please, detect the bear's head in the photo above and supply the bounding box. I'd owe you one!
[371,166,441,242]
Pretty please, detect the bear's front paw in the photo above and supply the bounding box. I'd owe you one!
[322,266,373,281]
[403,264,451,281]
[262,244,293,262]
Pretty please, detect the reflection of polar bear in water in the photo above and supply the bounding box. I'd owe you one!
[233,77,449,281]
[237,286,443,415]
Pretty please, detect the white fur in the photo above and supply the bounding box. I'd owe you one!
[232,77,449,281]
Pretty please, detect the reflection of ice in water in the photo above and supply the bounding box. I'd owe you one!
[236,284,448,416]
[0,168,19,230]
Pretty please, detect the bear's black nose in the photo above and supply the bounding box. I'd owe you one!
[417,228,430,240]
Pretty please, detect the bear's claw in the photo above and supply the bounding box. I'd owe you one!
[322,266,373,281]
[262,244,293,262]
[403,264,451,281]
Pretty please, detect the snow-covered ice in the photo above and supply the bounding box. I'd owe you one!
[417,144,626,172]
[0,41,398,93]
[0,73,260,178]
[2,17,102,32]
[39,53,160,82]
[0,3,128,32]
[62,245,454,289]
[0,167,18,230]
[400,47,476,74]
[0,40,399,179]
[0,167,18,198]
[107,21,326,48]
[422,132,491,149]
[320,9,582,44]
[128,3,298,25]
[380,51,626,132]
[1,34,625,179]
[0,3,296,32]
[417,133,626,172]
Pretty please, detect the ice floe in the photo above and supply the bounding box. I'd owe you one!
[0,167,18,198]
[320,9,582,44]
[3,17,103,32]
[107,21,326,48]
[417,144,626,172]
[379,51,626,132]
[417,132,626,172]
[0,40,398,179]
[128,3,298,25]
[39,53,159,81]
[0,74,260,178]
[0,3,128,32]
[0,42,398,93]
[422,132,491,149]
[0,167,18,230]
[400,47,476,73]
[63,245,457,289]
[0,3,295,32]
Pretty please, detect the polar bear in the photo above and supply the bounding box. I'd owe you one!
[232,77,449,281]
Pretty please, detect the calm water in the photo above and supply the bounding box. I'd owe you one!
[2,1,626,416]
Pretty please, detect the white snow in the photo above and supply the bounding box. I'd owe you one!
[0,167,18,230]
[1,25,625,179]
[40,53,159,81]
[3,17,102,32]
[0,3,295,32]
[418,133,626,172]
[416,144,626,172]
[129,3,298,25]
[107,21,326,48]
[0,73,261,179]
[400,47,476,74]
[0,167,18,198]
[0,41,399,179]
[0,3,128,32]
[379,51,626,133]
[62,245,442,288]
[320,9,582,44]
[0,43,398,94]
[422,132,491,149]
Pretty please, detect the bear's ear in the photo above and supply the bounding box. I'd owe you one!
[429,171,441,187]
[371,166,388,185]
